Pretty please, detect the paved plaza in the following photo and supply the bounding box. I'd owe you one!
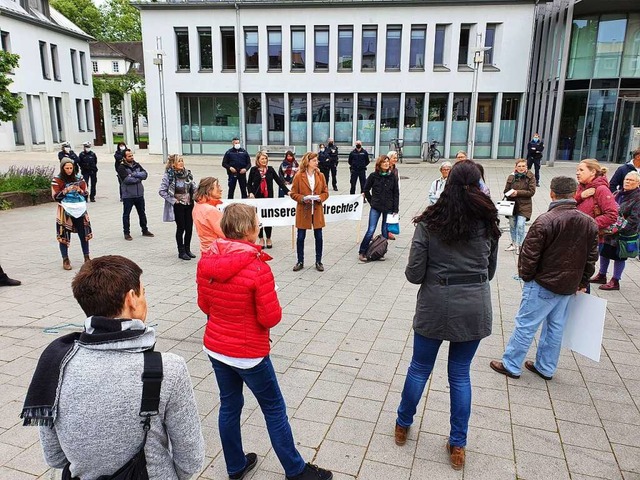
[0,148,639,480]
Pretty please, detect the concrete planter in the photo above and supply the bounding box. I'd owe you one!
[0,189,52,209]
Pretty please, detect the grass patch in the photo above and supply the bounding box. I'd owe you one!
[112,134,148,144]
[0,165,55,194]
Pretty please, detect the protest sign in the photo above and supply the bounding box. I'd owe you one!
[562,293,607,362]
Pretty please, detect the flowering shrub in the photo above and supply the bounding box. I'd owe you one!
[0,165,54,194]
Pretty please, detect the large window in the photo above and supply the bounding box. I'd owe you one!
[244,28,259,71]
[475,94,495,158]
[76,99,84,131]
[244,94,262,144]
[567,18,597,79]
[498,94,520,158]
[380,94,400,146]
[267,94,285,145]
[268,28,282,71]
[458,24,471,65]
[357,94,376,144]
[221,27,236,71]
[1,31,10,52]
[314,27,329,71]
[92,61,98,73]
[622,13,640,77]
[451,93,471,152]
[312,94,330,143]
[557,91,588,161]
[291,27,305,71]
[198,27,213,71]
[85,99,93,132]
[39,41,50,79]
[290,95,307,147]
[70,49,79,84]
[50,44,60,81]
[338,26,353,71]
[335,95,353,144]
[428,94,448,146]
[175,27,190,71]
[484,24,498,66]
[79,51,88,84]
[180,94,240,154]
[594,15,627,78]
[583,89,617,159]
[361,26,377,71]
[434,25,447,67]
[409,26,426,70]
[385,26,402,71]
[404,94,424,157]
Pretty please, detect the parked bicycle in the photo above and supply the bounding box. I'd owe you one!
[390,138,404,164]
[421,140,442,163]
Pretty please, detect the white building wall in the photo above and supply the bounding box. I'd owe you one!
[139,2,536,157]
[0,15,94,151]
[92,58,130,76]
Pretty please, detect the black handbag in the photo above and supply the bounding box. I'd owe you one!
[62,351,163,480]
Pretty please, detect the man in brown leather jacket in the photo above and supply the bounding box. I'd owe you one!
[490,176,598,381]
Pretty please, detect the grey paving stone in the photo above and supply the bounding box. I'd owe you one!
[314,440,366,476]
[515,450,571,480]
[358,459,410,480]
[326,417,375,447]
[557,420,612,452]
[564,445,623,480]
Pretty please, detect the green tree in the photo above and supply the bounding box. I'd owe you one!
[0,51,22,122]
[50,0,103,39]
[93,71,146,142]
[100,0,142,42]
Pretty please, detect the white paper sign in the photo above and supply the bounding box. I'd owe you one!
[561,293,607,362]
[220,194,364,227]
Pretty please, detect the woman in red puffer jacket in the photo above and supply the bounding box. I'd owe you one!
[575,159,618,240]
[196,203,332,480]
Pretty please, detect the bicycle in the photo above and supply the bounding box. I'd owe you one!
[421,140,441,163]
[390,138,404,164]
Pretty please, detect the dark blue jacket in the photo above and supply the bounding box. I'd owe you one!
[78,151,98,174]
[527,140,544,160]
[117,160,147,199]
[327,144,339,164]
[318,150,331,171]
[348,148,370,171]
[222,148,251,174]
[609,162,638,193]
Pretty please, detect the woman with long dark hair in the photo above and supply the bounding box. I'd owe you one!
[159,154,196,260]
[248,151,290,248]
[278,150,299,198]
[51,159,93,270]
[394,160,500,471]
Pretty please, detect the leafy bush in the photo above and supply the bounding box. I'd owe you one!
[0,165,54,194]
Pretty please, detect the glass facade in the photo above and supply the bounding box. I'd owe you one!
[268,28,282,70]
[594,15,626,78]
[583,89,617,159]
[180,95,240,154]
[175,28,190,71]
[428,94,448,146]
[557,91,588,161]
[267,94,284,144]
[290,94,307,149]
[385,26,402,71]
[362,27,377,71]
[312,94,330,143]
[244,94,262,146]
[451,93,470,152]
[404,94,424,157]
[245,28,259,71]
[315,27,329,71]
[475,94,494,158]
[338,26,353,71]
[198,28,213,71]
[622,14,640,77]
[357,94,376,144]
[409,26,426,70]
[499,94,520,158]
[291,28,305,71]
[434,25,446,66]
[221,28,236,71]
[380,94,400,145]
[335,95,353,144]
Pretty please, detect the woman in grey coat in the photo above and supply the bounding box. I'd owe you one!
[159,154,197,260]
[394,160,500,471]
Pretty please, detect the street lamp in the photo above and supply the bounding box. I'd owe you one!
[152,37,168,164]
[467,35,491,159]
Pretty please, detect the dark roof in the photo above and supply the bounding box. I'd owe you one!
[133,0,544,8]
[89,41,145,77]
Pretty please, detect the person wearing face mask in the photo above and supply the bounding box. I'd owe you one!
[526,133,544,187]
[348,141,370,196]
[78,142,98,202]
[278,150,299,198]
[58,143,79,174]
[327,138,339,191]
[114,142,127,171]
[222,137,251,199]
[317,143,331,186]
[503,159,536,254]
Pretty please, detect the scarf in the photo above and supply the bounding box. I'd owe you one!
[259,167,269,198]
[514,172,527,180]
[281,159,298,181]
[21,316,151,427]
[167,168,194,199]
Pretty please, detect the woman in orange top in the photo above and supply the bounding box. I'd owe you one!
[290,152,329,272]
[192,177,225,253]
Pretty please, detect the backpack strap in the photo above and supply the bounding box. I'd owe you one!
[140,350,163,416]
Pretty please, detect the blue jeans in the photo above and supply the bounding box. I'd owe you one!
[209,356,306,477]
[502,281,571,378]
[297,228,323,264]
[509,215,526,246]
[397,333,481,447]
[358,208,388,254]
[122,197,148,235]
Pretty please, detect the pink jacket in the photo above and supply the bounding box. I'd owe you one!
[575,175,618,233]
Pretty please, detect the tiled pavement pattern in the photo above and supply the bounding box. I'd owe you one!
[0,149,639,480]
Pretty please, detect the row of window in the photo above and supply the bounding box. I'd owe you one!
[91,60,122,74]
[36,38,89,85]
[76,98,93,133]
[179,92,521,158]
[174,23,500,74]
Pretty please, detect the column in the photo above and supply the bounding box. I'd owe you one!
[329,92,335,141]
[102,93,114,149]
[260,92,268,148]
[398,91,406,156]
[444,92,454,159]
[39,92,54,152]
[17,92,33,152]
[492,92,503,158]
[123,92,135,147]
[61,92,72,144]
[284,92,290,147]
[374,92,382,156]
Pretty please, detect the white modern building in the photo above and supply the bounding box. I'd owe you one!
[135,0,539,158]
[0,0,95,152]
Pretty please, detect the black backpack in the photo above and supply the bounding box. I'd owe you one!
[62,351,163,480]
[366,235,388,261]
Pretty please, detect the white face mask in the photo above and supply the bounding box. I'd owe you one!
[85,148,91,152]
[320,148,325,152]
[64,147,70,153]
[233,143,241,150]
[120,146,126,151]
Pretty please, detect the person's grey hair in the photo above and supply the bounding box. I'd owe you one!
[440,161,452,170]
[220,203,258,240]
[633,148,640,158]
[550,176,577,198]
[456,150,467,158]
[624,171,640,182]
[386,151,398,158]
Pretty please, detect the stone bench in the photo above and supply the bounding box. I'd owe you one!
[259,145,295,155]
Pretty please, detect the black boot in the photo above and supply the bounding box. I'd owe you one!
[185,246,196,258]
[0,273,21,287]
[178,248,191,261]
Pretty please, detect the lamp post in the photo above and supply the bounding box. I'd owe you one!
[467,34,491,159]
[152,36,168,164]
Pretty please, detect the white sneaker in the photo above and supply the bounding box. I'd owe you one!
[505,244,516,251]
[515,245,521,255]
